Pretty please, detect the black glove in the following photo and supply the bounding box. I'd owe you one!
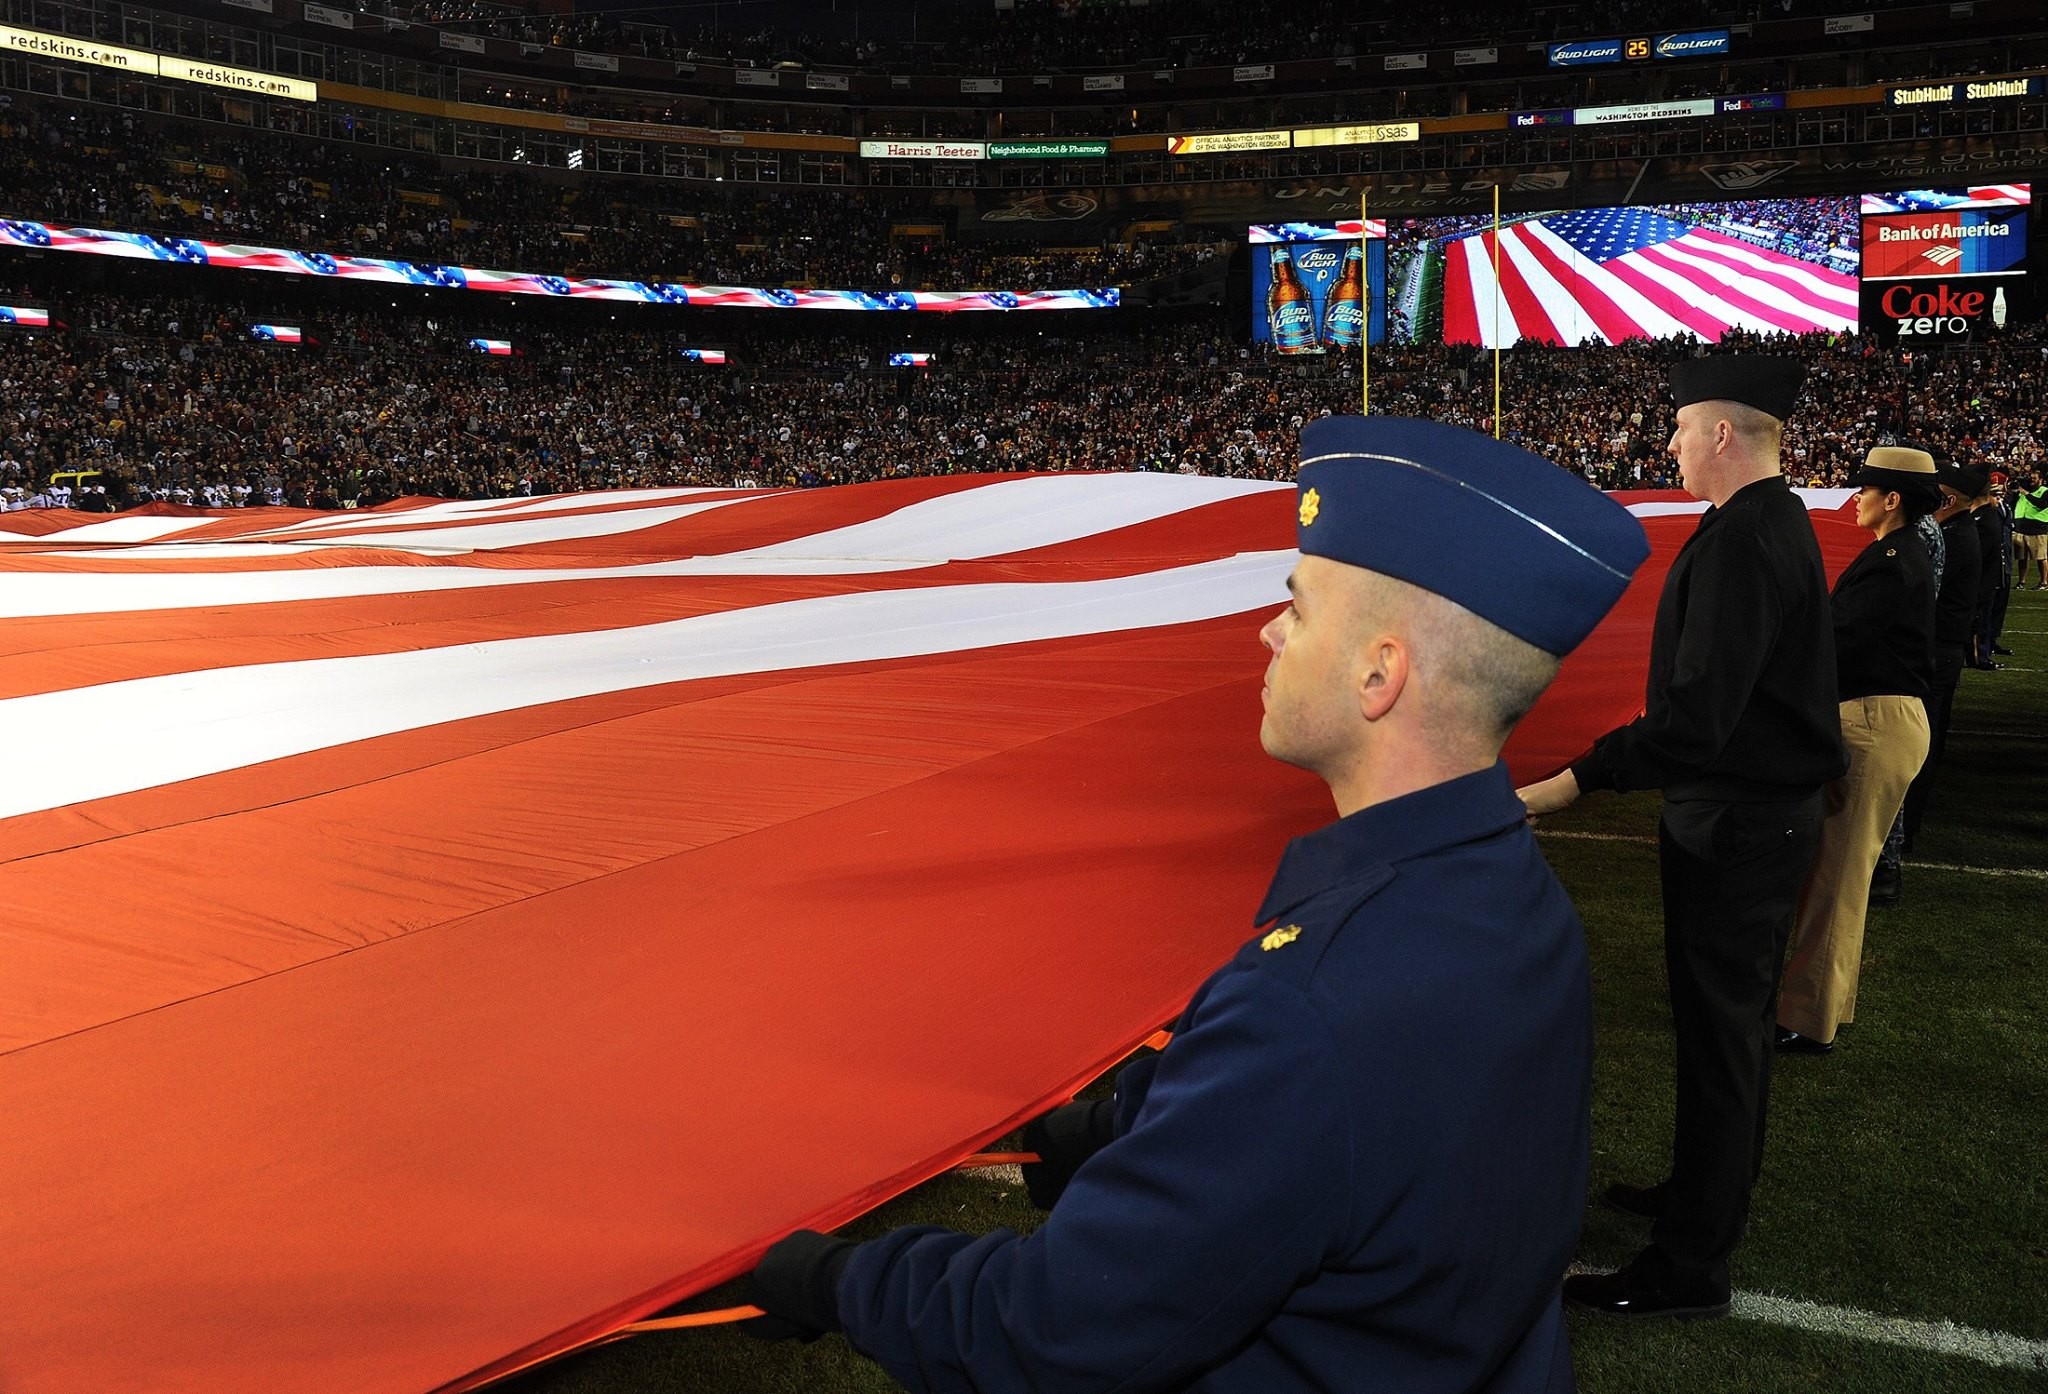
[1019,1097,1117,1211]
[743,1230,857,1342]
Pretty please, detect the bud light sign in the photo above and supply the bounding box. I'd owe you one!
[1654,29,1730,58]
[1249,225,1386,353]
[1548,38,1624,66]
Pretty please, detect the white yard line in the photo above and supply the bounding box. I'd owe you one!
[1563,1265,2048,1370]
[1534,830,2048,880]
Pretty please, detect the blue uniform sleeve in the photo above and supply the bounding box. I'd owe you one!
[835,965,1353,1394]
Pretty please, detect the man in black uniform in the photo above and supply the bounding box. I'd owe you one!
[1518,355,1846,1317]
[1900,462,1986,851]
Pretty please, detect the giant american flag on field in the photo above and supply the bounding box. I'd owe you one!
[1440,205,1860,347]
[0,476,1864,1394]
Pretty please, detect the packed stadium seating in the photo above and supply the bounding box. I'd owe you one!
[0,0,2042,519]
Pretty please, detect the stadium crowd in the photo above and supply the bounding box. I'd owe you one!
[2,280,2042,512]
[0,106,1220,291]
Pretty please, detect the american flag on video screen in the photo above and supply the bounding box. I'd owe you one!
[1860,185,2031,214]
[1442,207,1859,347]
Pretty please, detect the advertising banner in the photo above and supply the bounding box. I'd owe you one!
[1573,99,1716,126]
[573,51,619,72]
[221,0,274,11]
[680,348,728,363]
[735,68,778,86]
[1718,93,1786,112]
[1861,203,2028,279]
[438,32,485,53]
[301,4,352,29]
[1292,123,1419,148]
[0,305,50,327]
[961,77,1003,93]
[1168,130,1290,155]
[1454,48,1498,66]
[1654,29,1729,58]
[860,139,988,160]
[1383,53,1426,71]
[1549,38,1624,66]
[1513,109,1575,128]
[1232,64,1275,82]
[0,24,159,74]
[159,56,317,100]
[249,323,303,343]
[1248,224,1386,352]
[989,140,1110,159]
[0,219,1122,312]
[1824,13,1874,33]
[1861,275,2022,342]
[1082,75,1125,91]
[805,73,850,91]
[1887,77,2040,106]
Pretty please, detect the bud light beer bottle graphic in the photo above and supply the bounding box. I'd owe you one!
[1321,242,1366,350]
[1266,246,1318,354]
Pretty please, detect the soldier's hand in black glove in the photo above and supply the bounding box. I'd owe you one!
[743,1230,857,1342]
[1019,1097,1117,1211]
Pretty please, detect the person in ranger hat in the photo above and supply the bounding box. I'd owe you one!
[1519,354,1847,1320]
[744,417,1647,1394]
[1774,448,1941,1056]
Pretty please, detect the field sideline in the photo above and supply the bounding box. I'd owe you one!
[508,589,2047,1394]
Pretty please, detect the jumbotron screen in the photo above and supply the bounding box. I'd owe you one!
[1859,185,2030,280]
[1385,197,1859,346]
[1249,222,1388,354]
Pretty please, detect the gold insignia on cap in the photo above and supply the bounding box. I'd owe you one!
[1260,924,1303,952]
[1298,488,1321,528]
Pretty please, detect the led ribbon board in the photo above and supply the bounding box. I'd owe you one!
[0,220,1121,312]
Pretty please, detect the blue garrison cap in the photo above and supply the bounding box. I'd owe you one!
[1295,416,1649,657]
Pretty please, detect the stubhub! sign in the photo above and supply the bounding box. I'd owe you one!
[1548,38,1623,66]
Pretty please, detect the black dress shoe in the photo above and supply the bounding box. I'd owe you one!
[1775,1027,1834,1055]
[1601,1180,1668,1221]
[1993,645,2013,655]
[1564,1262,1730,1319]
[1869,863,1902,907]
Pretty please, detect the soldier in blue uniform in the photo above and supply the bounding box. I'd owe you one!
[746,415,1649,1393]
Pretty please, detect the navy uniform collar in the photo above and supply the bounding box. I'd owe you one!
[1255,761,1528,925]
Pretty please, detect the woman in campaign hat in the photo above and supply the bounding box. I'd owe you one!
[1777,448,1941,1054]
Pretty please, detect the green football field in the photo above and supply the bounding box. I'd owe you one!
[508,588,2048,1394]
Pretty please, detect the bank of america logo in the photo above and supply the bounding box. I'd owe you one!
[1924,245,1964,266]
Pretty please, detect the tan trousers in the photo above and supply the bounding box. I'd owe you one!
[1778,695,1930,1042]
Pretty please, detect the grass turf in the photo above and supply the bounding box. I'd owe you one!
[505,588,2048,1393]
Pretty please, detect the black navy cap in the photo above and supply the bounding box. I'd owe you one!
[1669,355,1806,421]
[1295,417,1650,658]
[1939,461,1991,498]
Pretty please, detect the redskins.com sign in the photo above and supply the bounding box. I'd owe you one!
[1860,275,2025,342]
